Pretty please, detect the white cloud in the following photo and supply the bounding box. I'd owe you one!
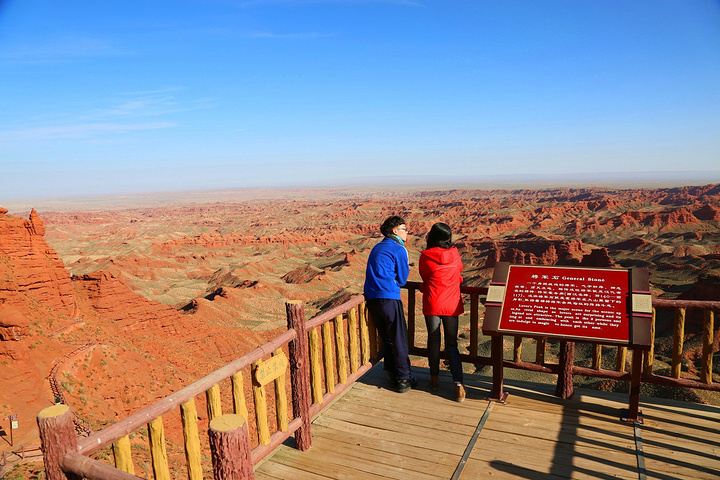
[0,35,129,64]
[0,122,178,141]
[87,91,216,119]
[231,0,423,6]
[243,31,338,39]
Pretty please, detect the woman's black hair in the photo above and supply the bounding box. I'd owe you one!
[426,222,452,249]
[380,216,406,237]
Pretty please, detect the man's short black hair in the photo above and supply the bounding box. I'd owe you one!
[380,216,406,237]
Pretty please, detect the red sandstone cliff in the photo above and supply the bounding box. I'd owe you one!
[0,209,281,450]
[0,208,77,322]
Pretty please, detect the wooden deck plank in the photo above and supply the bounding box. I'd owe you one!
[308,427,455,479]
[312,424,460,469]
[466,433,638,479]
[346,383,488,420]
[325,393,482,437]
[476,426,635,460]
[255,460,336,480]
[482,406,637,448]
[262,439,442,480]
[257,364,720,480]
[637,402,720,480]
[312,415,467,455]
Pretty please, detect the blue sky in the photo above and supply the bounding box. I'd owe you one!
[1,0,719,200]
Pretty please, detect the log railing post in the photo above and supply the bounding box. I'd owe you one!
[359,305,371,366]
[112,435,135,475]
[206,384,222,422]
[37,404,81,480]
[273,349,289,432]
[407,287,416,350]
[643,308,656,375]
[367,304,379,362]
[251,361,270,446]
[334,314,348,384]
[556,341,575,399]
[469,293,479,362]
[208,414,254,480]
[232,372,249,420]
[592,345,602,370]
[308,328,323,403]
[702,309,714,384]
[535,338,546,365]
[672,307,686,378]
[321,321,336,394]
[513,336,523,363]
[286,300,312,451]
[348,308,360,374]
[180,400,203,480]
[616,346,627,373]
[147,417,171,480]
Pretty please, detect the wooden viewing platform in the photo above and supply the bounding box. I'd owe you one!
[256,364,720,480]
[34,292,720,480]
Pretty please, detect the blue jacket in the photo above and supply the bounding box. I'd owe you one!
[364,237,409,300]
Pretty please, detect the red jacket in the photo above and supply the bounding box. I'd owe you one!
[419,246,464,316]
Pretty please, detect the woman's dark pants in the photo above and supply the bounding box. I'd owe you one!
[425,315,463,384]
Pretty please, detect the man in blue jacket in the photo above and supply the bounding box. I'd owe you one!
[364,216,417,392]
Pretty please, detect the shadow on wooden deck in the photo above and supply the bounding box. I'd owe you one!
[255,363,720,480]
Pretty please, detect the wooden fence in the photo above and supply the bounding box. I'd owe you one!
[37,285,718,479]
[38,296,376,480]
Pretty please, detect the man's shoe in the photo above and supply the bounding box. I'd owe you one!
[397,376,418,393]
[455,383,466,403]
[386,371,397,387]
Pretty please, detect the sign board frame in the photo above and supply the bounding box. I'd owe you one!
[481,262,652,423]
[483,263,652,347]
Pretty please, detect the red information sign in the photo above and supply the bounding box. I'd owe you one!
[498,265,630,343]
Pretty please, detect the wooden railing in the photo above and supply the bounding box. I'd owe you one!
[37,284,718,479]
[643,300,717,390]
[404,282,719,394]
[38,296,376,480]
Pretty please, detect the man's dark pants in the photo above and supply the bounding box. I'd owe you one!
[367,298,411,381]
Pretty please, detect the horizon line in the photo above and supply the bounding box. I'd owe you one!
[3,170,720,214]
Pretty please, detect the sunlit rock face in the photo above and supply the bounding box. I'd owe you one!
[0,208,77,321]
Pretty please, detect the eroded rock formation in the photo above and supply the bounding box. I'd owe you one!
[0,209,77,321]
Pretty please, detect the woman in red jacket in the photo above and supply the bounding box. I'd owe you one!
[419,222,466,402]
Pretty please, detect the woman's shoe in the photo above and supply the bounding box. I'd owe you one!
[431,375,439,391]
[455,383,466,403]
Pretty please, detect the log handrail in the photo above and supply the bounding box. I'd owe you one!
[651,298,720,309]
[404,280,489,296]
[305,294,366,330]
